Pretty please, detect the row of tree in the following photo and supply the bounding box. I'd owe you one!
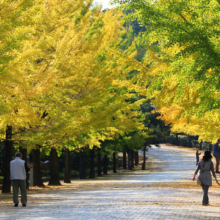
[115,0,220,143]
[1,0,147,149]
[0,0,170,192]
[1,138,148,191]
[1,98,168,192]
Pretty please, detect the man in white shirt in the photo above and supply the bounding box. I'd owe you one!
[10,152,29,207]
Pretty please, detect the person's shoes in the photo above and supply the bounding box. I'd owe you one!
[22,204,26,207]
[14,203,18,207]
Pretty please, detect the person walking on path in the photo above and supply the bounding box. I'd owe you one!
[196,150,201,166]
[213,138,220,173]
[10,152,29,207]
[193,151,218,206]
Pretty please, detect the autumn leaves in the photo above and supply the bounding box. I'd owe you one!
[0,0,148,151]
[115,0,220,143]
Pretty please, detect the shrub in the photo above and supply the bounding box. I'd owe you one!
[179,136,189,147]
[166,135,176,145]
[192,140,199,148]
[166,134,189,147]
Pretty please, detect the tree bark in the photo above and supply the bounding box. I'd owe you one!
[123,150,127,169]
[199,141,203,150]
[128,149,132,170]
[48,148,61,186]
[64,148,71,183]
[97,147,102,176]
[79,149,86,179]
[188,135,192,148]
[89,148,95,178]
[2,126,12,193]
[175,133,179,146]
[103,155,108,175]
[19,147,29,189]
[32,148,44,187]
[113,152,117,173]
[131,150,134,168]
[135,151,138,166]
[142,147,146,170]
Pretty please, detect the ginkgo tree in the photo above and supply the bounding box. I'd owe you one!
[114,0,220,143]
[0,0,46,192]
[8,0,147,144]
[1,0,150,189]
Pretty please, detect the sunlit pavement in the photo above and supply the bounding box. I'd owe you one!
[1,145,220,220]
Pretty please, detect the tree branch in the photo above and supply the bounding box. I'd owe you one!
[179,13,189,23]
[0,139,27,142]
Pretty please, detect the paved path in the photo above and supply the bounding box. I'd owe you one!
[1,145,220,220]
[120,145,196,184]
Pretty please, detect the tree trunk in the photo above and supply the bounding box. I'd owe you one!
[48,148,61,186]
[164,135,167,143]
[188,135,192,148]
[19,147,29,189]
[113,152,117,173]
[175,133,179,146]
[2,126,12,193]
[32,148,44,187]
[123,150,127,169]
[131,150,134,168]
[79,149,86,179]
[209,143,213,152]
[128,149,132,170]
[64,148,71,183]
[135,151,138,166]
[142,147,146,170]
[199,141,203,150]
[103,155,108,175]
[97,147,102,176]
[89,148,95,178]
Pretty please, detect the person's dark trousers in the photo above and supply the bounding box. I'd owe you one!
[12,180,27,205]
[202,184,209,205]
[196,159,199,166]
[214,156,220,172]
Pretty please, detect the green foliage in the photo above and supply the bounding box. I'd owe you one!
[166,134,189,147]
[141,100,170,145]
[179,136,189,147]
[119,10,147,62]
[166,135,176,145]
[114,0,220,142]
[191,140,199,148]
[201,143,210,151]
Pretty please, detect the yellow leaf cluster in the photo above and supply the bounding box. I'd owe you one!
[0,0,149,150]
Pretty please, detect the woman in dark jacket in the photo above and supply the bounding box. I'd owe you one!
[193,151,218,205]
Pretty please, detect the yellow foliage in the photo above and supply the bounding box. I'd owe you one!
[0,0,149,149]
